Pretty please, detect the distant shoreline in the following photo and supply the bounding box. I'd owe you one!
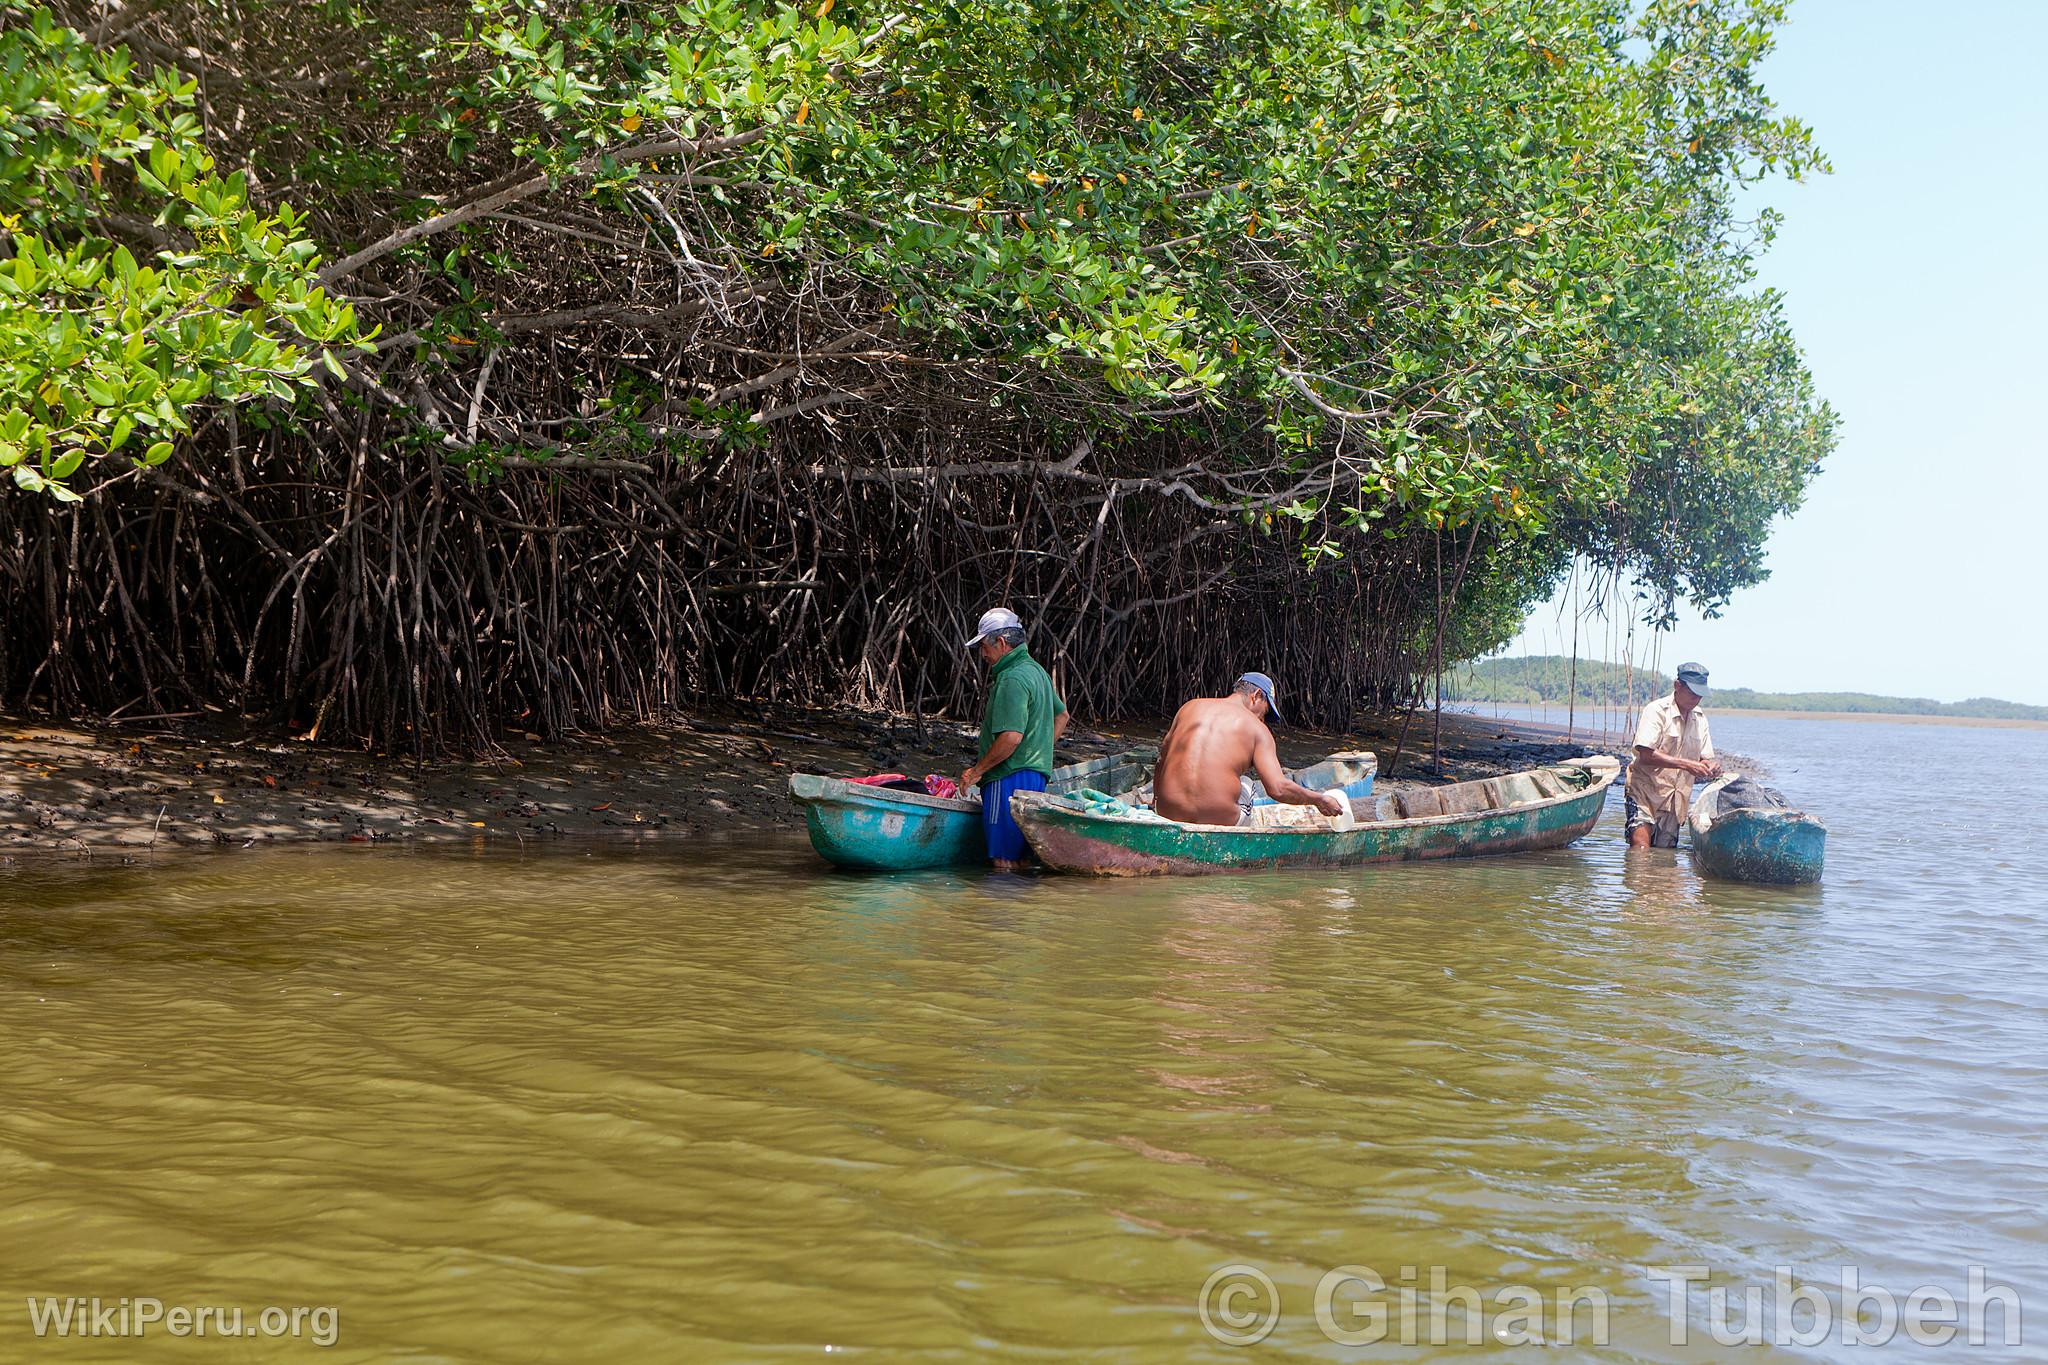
[1708,707,2048,730]
[1450,656,2048,725]
[1450,703,2048,733]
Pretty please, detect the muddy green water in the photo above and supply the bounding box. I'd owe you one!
[2,715,2042,1361]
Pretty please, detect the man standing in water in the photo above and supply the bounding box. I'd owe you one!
[1152,673,1343,825]
[959,607,1069,870]
[1625,661,1722,848]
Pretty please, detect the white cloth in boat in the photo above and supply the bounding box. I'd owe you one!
[1235,778,1354,830]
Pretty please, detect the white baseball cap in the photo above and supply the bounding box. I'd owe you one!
[965,606,1023,647]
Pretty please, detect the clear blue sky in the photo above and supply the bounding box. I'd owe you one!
[1508,0,2048,706]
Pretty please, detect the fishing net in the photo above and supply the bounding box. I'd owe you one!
[1715,776,1796,816]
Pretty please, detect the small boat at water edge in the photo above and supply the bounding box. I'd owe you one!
[1013,755,1619,877]
[790,749,1155,871]
[1687,775,1826,885]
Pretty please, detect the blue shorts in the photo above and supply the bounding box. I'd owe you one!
[980,768,1047,863]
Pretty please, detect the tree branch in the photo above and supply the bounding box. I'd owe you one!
[318,130,769,287]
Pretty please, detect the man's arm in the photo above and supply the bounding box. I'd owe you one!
[1250,726,1342,816]
[962,673,1028,789]
[962,732,1023,790]
[1634,745,1715,780]
[1633,702,1712,779]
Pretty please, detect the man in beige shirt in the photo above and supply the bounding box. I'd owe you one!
[1625,662,1722,848]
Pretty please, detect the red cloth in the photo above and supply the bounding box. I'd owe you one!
[923,775,960,799]
[847,773,913,787]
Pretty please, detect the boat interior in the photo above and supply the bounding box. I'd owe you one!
[1365,761,1607,822]
[1102,757,1612,830]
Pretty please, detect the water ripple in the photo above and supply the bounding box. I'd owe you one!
[2,716,2043,1360]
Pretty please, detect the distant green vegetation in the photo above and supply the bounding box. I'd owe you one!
[1446,656,2048,720]
[1444,655,1650,706]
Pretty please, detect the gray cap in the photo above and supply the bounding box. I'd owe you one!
[965,606,1023,647]
[1675,662,1710,697]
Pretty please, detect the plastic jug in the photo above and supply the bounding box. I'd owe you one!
[1326,788,1357,831]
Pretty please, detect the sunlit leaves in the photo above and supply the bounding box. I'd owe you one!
[0,2,363,500]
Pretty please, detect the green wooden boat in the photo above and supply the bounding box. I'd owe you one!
[1687,775,1826,885]
[790,749,1155,871]
[1011,755,1620,876]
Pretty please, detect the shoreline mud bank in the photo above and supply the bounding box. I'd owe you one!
[3,704,1702,860]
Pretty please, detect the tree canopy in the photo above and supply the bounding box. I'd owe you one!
[0,0,357,497]
[1,0,1837,744]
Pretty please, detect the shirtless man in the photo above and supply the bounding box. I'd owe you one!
[1152,673,1344,825]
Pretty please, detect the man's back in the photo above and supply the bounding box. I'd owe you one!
[1153,697,1263,825]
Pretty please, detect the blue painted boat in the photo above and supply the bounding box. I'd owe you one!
[1687,775,1826,885]
[790,749,1156,871]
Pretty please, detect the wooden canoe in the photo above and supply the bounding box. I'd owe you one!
[1012,755,1619,876]
[789,749,1155,871]
[1687,776,1826,885]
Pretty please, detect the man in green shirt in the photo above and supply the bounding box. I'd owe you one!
[958,607,1069,869]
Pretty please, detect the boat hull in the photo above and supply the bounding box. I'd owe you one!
[792,778,983,870]
[1013,758,1617,876]
[790,749,1155,871]
[1688,806,1826,885]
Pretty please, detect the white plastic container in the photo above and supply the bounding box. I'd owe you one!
[1326,788,1357,831]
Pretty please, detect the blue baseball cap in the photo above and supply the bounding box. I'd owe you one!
[1237,671,1285,723]
[1675,662,1710,697]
